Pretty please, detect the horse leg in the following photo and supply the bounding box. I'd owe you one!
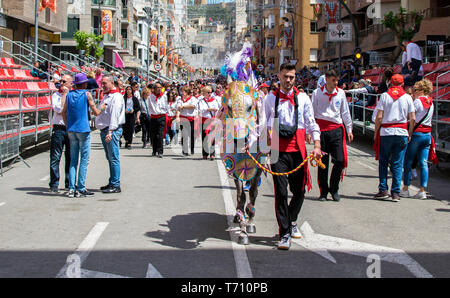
[233,178,246,223]
[245,169,262,234]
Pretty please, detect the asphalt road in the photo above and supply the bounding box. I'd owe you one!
[0,131,449,278]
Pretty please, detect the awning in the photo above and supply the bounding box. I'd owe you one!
[114,51,124,69]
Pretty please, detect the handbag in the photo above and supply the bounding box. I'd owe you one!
[274,91,298,138]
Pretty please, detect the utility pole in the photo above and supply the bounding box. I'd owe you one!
[338,2,342,75]
[34,0,38,61]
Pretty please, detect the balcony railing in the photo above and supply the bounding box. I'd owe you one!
[92,0,116,7]
[121,39,128,49]
[359,24,387,38]
[423,7,450,19]
[92,28,116,43]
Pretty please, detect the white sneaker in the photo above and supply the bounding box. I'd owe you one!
[278,234,291,250]
[399,189,410,198]
[291,223,302,239]
[413,191,427,200]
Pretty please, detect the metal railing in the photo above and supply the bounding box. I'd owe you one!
[60,51,97,68]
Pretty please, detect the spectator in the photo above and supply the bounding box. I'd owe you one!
[122,86,141,149]
[95,75,125,193]
[403,39,423,86]
[86,72,99,90]
[131,81,141,101]
[198,85,220,160]
[177,86,197,156]
[347,79,376,121]
[149,82,168,158]
[49,74,73,193]
[95,68,103,87]
[166,89,179,146]
[62,73,101,198]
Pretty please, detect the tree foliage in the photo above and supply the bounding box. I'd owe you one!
[74,30,104,61]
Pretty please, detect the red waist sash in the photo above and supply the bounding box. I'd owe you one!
[414,125,438,164]
[374,123,408,160]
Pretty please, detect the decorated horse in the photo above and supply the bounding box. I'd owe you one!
[210,44,267,245]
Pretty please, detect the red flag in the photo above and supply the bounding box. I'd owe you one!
[39,0,56,13]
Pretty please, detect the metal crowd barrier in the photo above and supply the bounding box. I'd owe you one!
[0,88,55,173]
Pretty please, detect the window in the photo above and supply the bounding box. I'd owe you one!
[62,17,79,39]
[268,14,275,29]
[310,21,318,33]
[138,23,142,36]
[310,49,318,62]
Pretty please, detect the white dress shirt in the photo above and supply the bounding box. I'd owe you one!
[376,92,414,136]
[197,95,221,119]
[177,96,198,118]
[311,87,353,134]
[95,92,125,131]
[148,92,168,115]
[167,101,178,117]
[51,91,65,126]
[264,89,321,141]
[406,42,422,62]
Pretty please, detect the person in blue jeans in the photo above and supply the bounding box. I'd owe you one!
[373,74,415,202]
[63,73,101,198]
[95,75,125,193]
[401,79,436,200]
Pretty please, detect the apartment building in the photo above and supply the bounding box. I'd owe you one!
[261,0,320,75]
[315,0,450,68]
[0,0,67,54]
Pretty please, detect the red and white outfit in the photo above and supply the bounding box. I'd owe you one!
[148,92,168,156]
[198,95,220,157]
[177,95,198,155]
[264,87,320,238]
[311,86,352,195]
[414,96,438,164]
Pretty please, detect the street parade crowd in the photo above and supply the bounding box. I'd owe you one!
[46,39,438,250]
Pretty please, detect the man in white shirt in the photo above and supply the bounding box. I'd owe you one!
[95,75,125,193]
[373,74,415,202]
[49,74,72,193]
[403,40,422,86]
[264,63,322,250]
[148,82,168,157]
[311,70,353,202]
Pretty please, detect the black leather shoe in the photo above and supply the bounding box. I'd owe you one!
[49,187,59,193]
[102,186,121,194]
[331,193,341,202]
[100,184,110,191]
[77,189,94,197]
[318,194,328,201]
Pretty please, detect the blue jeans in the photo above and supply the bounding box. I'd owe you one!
[68,132,91,191]
[378,136,408,194]
[49,127,70,188]
[403,132,431,188]
[100,127,122,187]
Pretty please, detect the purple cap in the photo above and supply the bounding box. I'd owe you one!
[73,73,88,85]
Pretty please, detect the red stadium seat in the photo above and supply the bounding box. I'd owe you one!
[0,57,21,69]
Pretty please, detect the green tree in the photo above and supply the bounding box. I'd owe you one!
[382,7,424,64]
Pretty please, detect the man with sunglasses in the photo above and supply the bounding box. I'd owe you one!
[49,75,73,193]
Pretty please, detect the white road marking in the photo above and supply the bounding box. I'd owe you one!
[56,222,109,278]
[80,269,130,278]
[40,175,50,181]
[146,263,163,278]
[293,221,433,278]
[216,159,253,278]
[357,161,377,171]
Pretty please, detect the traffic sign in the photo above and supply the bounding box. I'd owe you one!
[257,64,264,71]
[154,63,162,72]
[326,23,353,42]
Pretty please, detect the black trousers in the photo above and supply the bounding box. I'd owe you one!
[202,128,215,157]
[140,114,151,144]
[123,113,136,145]
[49,125,70,188]
[271,151,306,237]
[150,117,166,155]
[318,127,345,195]
[180,119,195,154]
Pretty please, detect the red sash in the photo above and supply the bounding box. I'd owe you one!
[180,115,195,122]
[373,123,408,160]
[315,119,348,176]
[271,129,312,192]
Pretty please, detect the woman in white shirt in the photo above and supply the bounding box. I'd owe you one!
[198,85,220,160]
[177,86,198,156]
[136,87,152,148]
[401,79,436,200]
[122,86,140,149]
[166,89,179,145]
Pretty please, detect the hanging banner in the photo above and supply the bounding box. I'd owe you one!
[101,10,113,36]
[160,41,166,57]
[174,53,178,65]
[168,48,173,61]
[178,58,183,68]
[39,0,57,13]
[325,1,340,24]
[283,27,293,48]
[150,30,158,47]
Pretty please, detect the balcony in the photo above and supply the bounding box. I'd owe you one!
[91,0,117,9]
[92,28,117,45]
